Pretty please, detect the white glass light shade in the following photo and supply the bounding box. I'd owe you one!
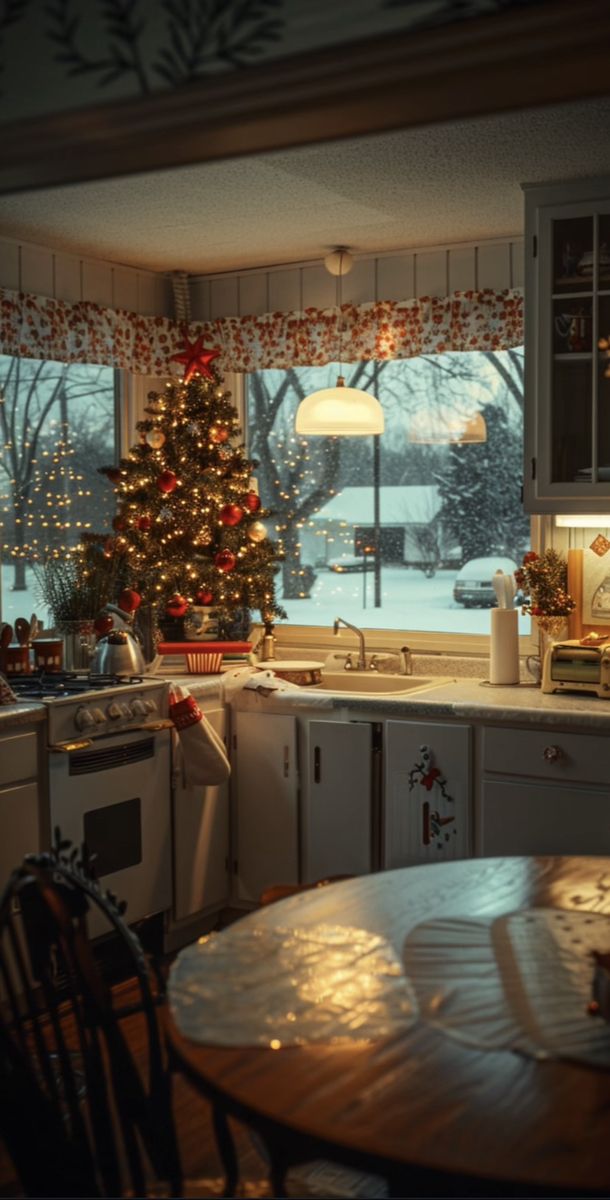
[408,410,487,445]
[324,248,353,276]
[296,377,385,436]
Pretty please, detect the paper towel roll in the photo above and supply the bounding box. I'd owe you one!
[489,607,520,685]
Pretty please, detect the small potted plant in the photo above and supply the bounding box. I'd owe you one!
[516,548,576,675]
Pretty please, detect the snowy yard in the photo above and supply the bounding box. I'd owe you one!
[1,562,530,638]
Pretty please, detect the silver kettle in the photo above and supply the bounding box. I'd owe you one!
[90,629,146,676]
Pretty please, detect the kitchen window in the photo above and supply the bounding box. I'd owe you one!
[247,348,530,640]
[0,354,119,625]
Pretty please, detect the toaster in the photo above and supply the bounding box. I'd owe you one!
[542,637,610,697]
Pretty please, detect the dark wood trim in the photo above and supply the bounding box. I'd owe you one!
[2,0,610,196]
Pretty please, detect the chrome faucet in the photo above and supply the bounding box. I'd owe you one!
[333,616,366,670]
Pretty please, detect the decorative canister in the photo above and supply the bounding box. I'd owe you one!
[32,638,63,672]
[4,644,30,675]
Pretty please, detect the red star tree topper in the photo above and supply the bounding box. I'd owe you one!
[170,333,221,383]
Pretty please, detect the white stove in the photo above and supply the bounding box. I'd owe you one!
[9,671,168,745]
[10,671,173,932]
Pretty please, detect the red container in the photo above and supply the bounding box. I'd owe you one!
[4,644,30,675]
[32,638,63,672]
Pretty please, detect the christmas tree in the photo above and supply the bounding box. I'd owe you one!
[99,339,284,638]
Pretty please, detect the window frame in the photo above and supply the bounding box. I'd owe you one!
[241,366,540,660]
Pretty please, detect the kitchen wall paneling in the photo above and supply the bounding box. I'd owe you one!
[209,276,239,320]
[53,253,82,304]
[268,268,300,315]
[477,241,513,291]
[190,277,211,323]
[448,246,476,294]
[20,243,54,299]
[191,239,523,321]
[0,234,173,317]
[0,239,20,292]
[82,259,114,310]
[302,264,336,311]
[376,254,416,303]
[112,265,140,314]
[238,272,268,318]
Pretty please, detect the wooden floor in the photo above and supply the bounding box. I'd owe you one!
[0,971,274,1199]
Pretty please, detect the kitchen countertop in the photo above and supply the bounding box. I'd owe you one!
[162,667,610,733]
[0,701,46,729]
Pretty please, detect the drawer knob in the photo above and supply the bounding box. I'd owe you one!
[543,744,563,763]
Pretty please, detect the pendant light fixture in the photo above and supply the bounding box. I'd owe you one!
[295,248,385,436]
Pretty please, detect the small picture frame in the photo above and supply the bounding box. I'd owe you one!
[567,547,610,639]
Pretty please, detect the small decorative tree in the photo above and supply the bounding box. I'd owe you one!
[99,338,284,639]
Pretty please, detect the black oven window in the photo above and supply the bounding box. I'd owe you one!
[83,798,142,877]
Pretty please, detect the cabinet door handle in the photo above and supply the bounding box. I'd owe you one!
[313,745,321,783]
[543,744,563,763]
[283,745,290,778]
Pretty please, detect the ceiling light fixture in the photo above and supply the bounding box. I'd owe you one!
[295,247,385,437]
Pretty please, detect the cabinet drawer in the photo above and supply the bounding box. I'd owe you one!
[0,781,40,881]
[0,730,38,787]
[481,779,610,857]
[483,726,610,787]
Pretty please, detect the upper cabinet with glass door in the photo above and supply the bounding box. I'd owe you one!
[523,176,610,514]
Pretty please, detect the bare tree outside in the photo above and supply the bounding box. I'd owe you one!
[0,356,116,593]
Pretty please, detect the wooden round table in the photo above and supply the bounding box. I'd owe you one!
[166,857,610,1197]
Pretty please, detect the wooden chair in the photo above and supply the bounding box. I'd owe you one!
[0,835,238,1198]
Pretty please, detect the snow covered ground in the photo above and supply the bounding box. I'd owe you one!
[1,562,530,638]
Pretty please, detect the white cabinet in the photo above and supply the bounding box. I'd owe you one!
[0,726,41,886]
[171,704,229,924]
[303,719,374,882]
[384,720,471,867]
[232,710,298,904]
[523,175,610,513]
[480,723,610,856]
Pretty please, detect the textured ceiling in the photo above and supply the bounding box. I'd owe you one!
[1,98,609,275]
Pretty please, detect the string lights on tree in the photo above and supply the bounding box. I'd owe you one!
[99,335,285,636]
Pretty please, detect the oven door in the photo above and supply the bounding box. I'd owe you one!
[49,728,172,932]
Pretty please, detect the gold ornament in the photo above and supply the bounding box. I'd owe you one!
[146,428,166,449]
[248,520,267,543]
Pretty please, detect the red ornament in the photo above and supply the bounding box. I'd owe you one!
[93,614,114,638]
[119,588,142,613]
[157,469,177,494]
[170,333,221,384]
[106,467,121,484]
[523,551,539,564]
[166,594,188,618]
[196,588,214,606]
[137,515,152,531]
[215,549,237,573]
[243,490,261,513]
[210,425,229,444]
[112,514,128,532]
[219,503,243,527]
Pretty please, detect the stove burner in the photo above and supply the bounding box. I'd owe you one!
[8,670,147,699]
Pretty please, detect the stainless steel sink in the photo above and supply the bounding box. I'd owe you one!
[312,671,452,695]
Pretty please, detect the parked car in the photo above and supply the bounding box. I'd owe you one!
[453,556,518,608]
[328,555,371,573]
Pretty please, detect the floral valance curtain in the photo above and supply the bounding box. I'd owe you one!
[0,287,523,373]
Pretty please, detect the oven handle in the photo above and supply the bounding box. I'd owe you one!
[49,719,174,754]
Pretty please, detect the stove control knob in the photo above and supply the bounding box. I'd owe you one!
[91,707,106,725]
[106,701,122,720]
[75,706,95,731]
[130,698,147,716]
[144,698,157,713]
